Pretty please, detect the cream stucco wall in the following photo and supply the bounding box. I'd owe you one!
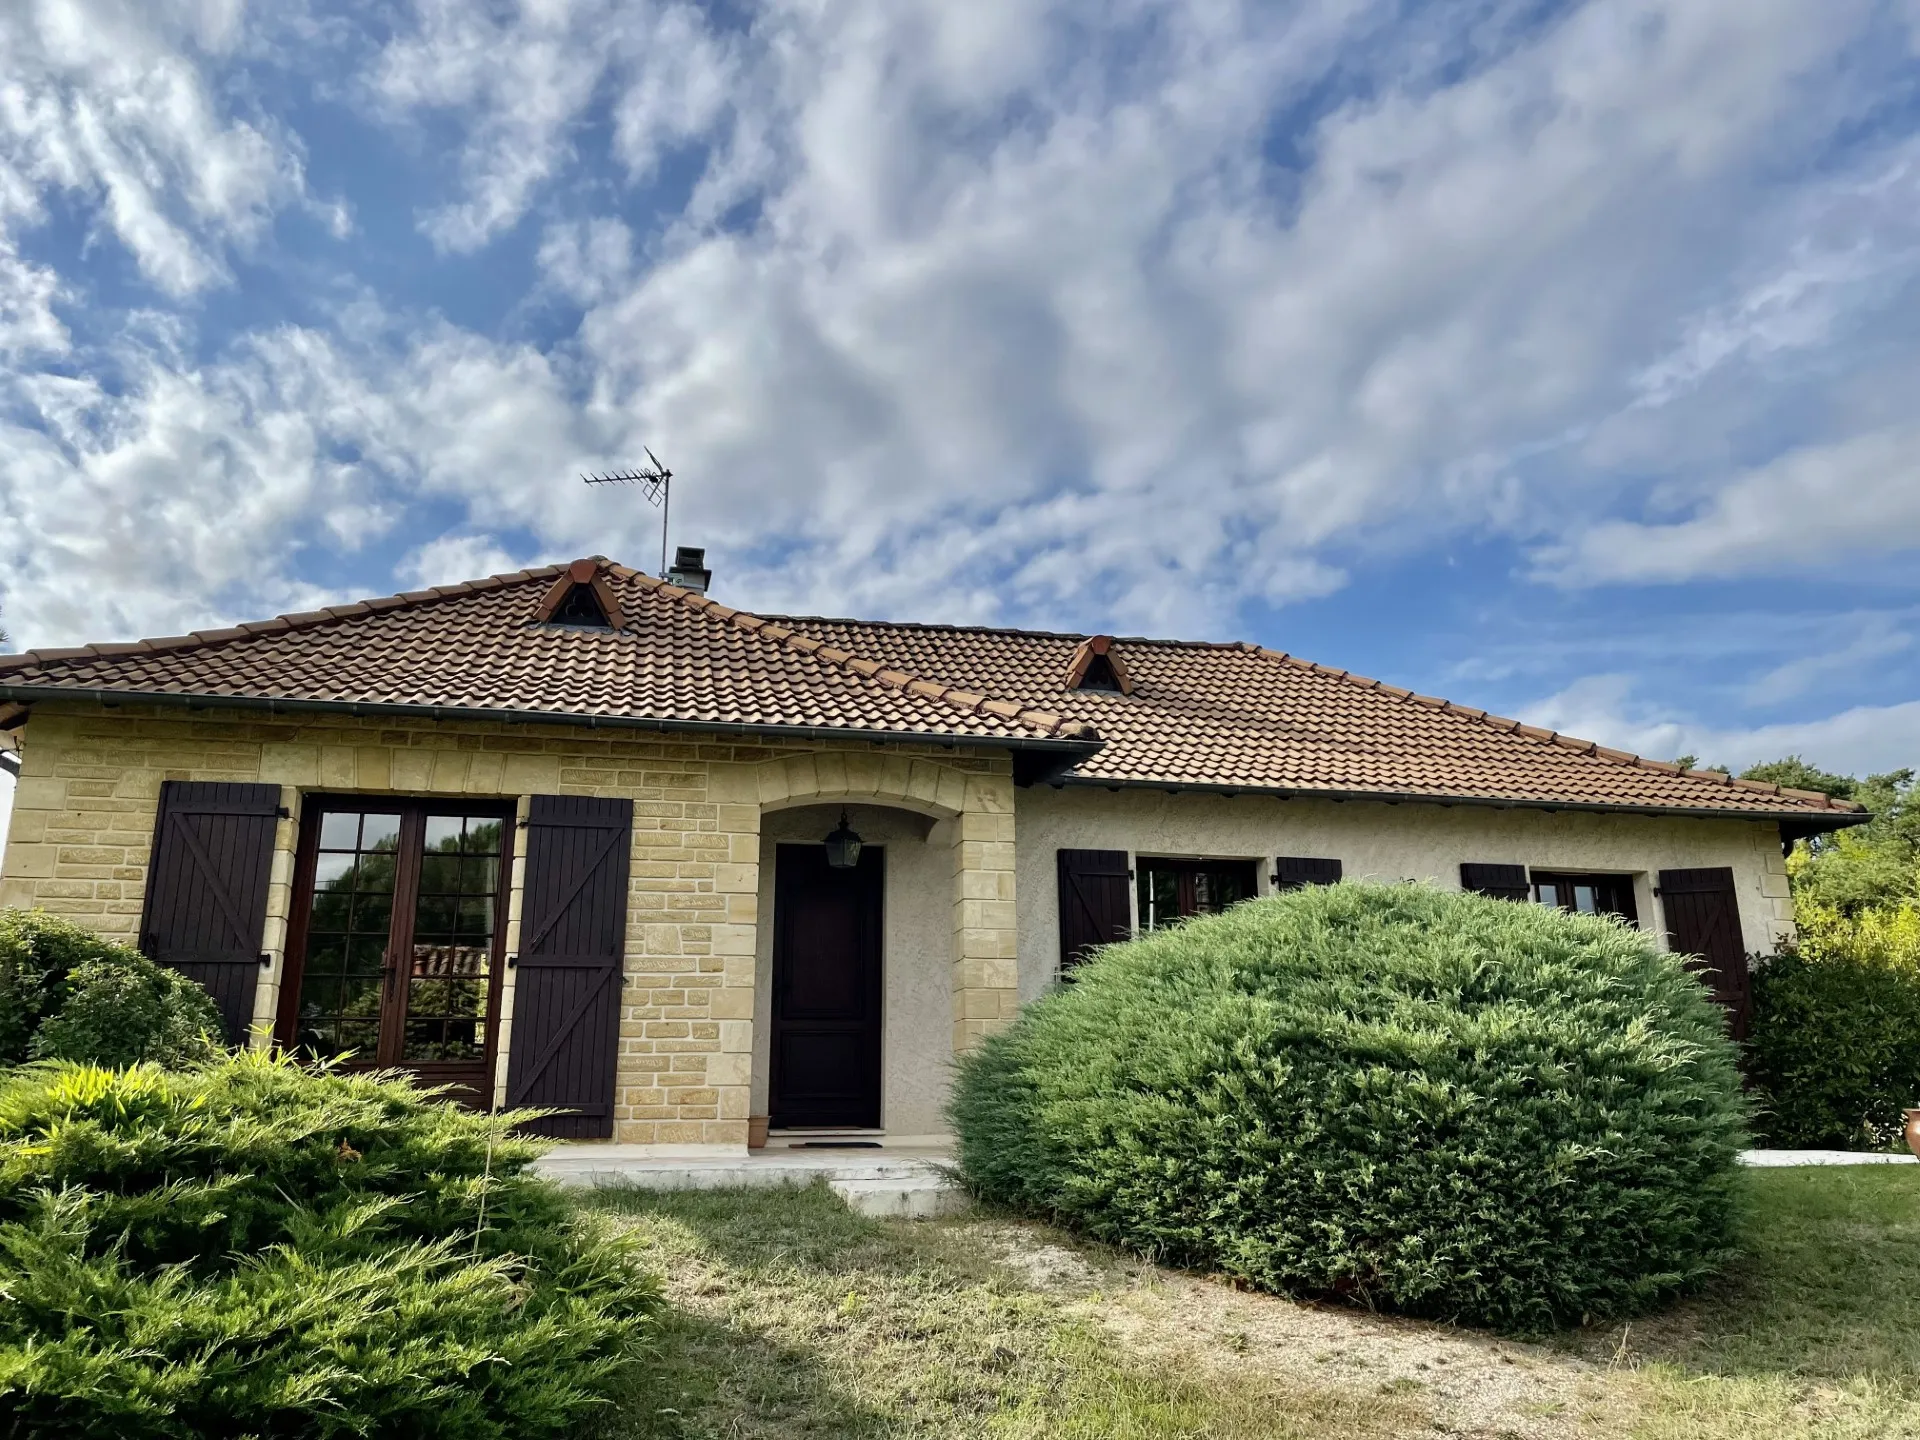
[0,701,1020,1155]
[752,803,955,1139]
[1014,784,1794,999]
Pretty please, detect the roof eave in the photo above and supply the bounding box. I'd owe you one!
[1055,773,1867,830]
[0,685,1104,762]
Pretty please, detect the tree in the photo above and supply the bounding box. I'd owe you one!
[1739,755,1858,802]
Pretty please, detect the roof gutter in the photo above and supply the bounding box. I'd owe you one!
[0,684,1101,782]
[1056,773,1869,832]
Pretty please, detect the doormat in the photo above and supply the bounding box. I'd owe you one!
[794,1141,883,1149]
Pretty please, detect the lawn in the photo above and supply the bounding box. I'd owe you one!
[586,1165,1920,1439]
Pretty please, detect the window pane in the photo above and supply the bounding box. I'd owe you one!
[1573,885,1599,914]
[304,934,348,976]
[347,935,389,975]
[338,973,384,1020]
[463,820,502,855]
[360,813,403,852]
[417,853,458,896]
[349,891,392,939]
[318,812,360,850]
[315,883,362,934]
[424,814,465,850]
[456,895,494,938]
[298,970,342,1018]
[458,855,499,894]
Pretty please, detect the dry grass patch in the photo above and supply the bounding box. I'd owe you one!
[585,1166,1920,1439]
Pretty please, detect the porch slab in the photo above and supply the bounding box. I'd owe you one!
[534,1144,968,1218]
[1740,1149,1918,1166]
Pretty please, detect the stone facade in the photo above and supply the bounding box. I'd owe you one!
[0,700,1019,1153]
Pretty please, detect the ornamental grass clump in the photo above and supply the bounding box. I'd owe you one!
[0,1052,661,1439]
[951,882,1748,1334]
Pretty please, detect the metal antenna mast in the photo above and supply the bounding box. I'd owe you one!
[582,448,674,574]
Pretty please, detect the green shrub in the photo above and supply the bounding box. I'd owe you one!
[0,1052,661,1438]
[1748,946,1920,1150]
[0,910,220,1068]
[951,883,1748,1334]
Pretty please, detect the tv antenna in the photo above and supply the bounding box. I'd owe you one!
[582,449,674,575]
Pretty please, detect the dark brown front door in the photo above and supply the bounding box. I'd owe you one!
[277,798,514,1105]
[771,844,883,1129]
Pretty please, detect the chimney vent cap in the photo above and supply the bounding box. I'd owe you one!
[666,546,713,594]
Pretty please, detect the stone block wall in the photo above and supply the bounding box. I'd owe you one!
[0,701,1021,1153]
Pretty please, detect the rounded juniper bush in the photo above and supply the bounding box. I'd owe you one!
[950,882,1749,1334]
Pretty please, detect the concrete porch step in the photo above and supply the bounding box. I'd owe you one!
[533,1144,967,1219]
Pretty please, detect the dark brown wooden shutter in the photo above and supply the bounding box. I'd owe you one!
[139,781,282,1045]
[1659,867,1751,1039]
[1058,848,1131,971]
[506,795,633,1138]
[1461,862,1530,900]
[1274,856,1343,891]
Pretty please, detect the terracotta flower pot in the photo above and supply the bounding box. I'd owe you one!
[747,1114,770,1150]
[1905,1109,1920,1161]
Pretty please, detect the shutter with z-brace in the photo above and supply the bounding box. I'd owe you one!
[1659,867,1752,1039]
[139,780,283,1045]
[1057,848,1131,972]
[506,795,633,1138]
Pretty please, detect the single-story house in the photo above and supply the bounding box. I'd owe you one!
[0,553,1862,1153]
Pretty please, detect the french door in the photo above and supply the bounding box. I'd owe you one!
[277,797,515,1105]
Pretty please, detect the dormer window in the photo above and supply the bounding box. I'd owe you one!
[533,559,626,630]
[1080,652,1122,692]
[1064,635,1131,695]
[551,583,610,627]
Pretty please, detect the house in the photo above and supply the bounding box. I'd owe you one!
[0,554,1862,1154]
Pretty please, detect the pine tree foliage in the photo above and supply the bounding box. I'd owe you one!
[0,1053,661,1438]
[950,883,1748,1335]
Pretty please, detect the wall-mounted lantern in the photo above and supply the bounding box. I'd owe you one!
[823,809,864,869]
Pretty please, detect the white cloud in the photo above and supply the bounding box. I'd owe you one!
[332,0,1918,633]
[1539,423,1920,586]
[0,323,398,645]
[1524,674,1920,777]
[1743,617,1912,707]
[396,533,527,590]
[0,0,304,295]
[3,0,1919,705]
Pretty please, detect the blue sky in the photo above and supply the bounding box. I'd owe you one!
[4,0,1920,854]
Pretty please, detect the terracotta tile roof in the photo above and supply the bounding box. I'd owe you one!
[0,561,1096,751]
[770,616,1864,821]
[0,557,1863,821]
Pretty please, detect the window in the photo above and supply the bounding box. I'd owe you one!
[1078,652,1122,691]
[1064,635,1132,694]
[1531,871,1638,924]
[549,582,611,627]
[1136,857,1258,931]
[281,799,513,1093]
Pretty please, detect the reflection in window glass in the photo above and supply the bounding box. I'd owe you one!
[1530,872,1637,924]
[1136,859,1257,931]
[298,808,404,1058]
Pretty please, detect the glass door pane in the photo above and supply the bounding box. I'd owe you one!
[403,814,504,1063]
[295,810,403,1059]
